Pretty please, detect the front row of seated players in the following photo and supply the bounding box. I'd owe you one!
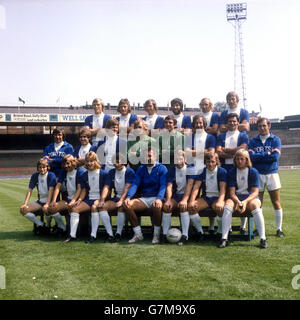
[125,146,269,249]
[84,152,135,243]
[20,158,56,235]
[161,150,194,245]
[64,151,115,242]
[20,155,85,236]
[20,147,268,249]
[124,147,168,244]
[48,154,84,234]
[187,152,227,242]
[219,149,267,249]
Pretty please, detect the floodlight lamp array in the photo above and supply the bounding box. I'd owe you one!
[226,3,247,20]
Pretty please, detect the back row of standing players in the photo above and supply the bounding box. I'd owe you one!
[20,91,284,248]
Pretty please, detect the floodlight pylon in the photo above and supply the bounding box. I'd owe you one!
[226,3,247,109]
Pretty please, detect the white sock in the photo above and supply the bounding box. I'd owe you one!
[216,216,222,233]
[222,205,233,240]
[70,212,80,238]
[162,212,172,235]
[99,211,113,236]
[240,217,247,229]
[45,215,52,227]
[154,225,161,237]
[52,212,66,231]
[91,212,100,238]
[190,213,203,233]
[274,209,283,231]
[133,225,143,237]
[24,212,44,226]
[252,208,266,240]
[180,211,190,238]
[209,216,215,231]
[116,211,125,235]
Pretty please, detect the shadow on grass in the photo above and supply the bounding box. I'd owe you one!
[0,230,64,242]
[0,230,261,248]
[0,230,169,246]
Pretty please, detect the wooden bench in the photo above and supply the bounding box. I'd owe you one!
[31,209,90,237]
[32,207,254,241]
[197,208,254,241]
[104,208,255,241]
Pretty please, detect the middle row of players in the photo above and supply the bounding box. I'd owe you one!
[47,112,250,178]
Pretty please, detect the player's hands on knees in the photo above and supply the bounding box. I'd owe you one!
[67,199,75,210]
[179,200,188,212]
[124,198,132,209]
[97,199,105,209]
[235,201,246,213]
[164,199,172,211]
[187,200,197,212]
[153,199,162,209]
[48,202,57,212]
[116,200,123,208]
[214,201,224,213]
[72,199,82,208]
[240,201,247,213]
[20,204,28,214]
[42,203,50,215]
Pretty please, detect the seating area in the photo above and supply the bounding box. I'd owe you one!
[34,207,254,242]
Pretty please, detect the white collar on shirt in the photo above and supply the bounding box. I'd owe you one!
[173,112,183,119]
[120,113,130,120]
[54,141,64,151]
[207,166,218,175]
[260,134,270,144]
[80,143,91,151]
[228,106,240,115]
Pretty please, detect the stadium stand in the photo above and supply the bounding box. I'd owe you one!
[1,105,300,176]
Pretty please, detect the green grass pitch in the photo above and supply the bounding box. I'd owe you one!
[0,170,299,300]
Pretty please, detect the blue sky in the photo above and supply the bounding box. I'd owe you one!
[0,0,299,119]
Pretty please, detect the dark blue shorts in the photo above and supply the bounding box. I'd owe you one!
[236,194,249,201]
[36,200,46,206]
[236,194,259,201]
[202,196,219,206]
[83,199,97,207]
[111,197,121,203]
[172,194,184,203]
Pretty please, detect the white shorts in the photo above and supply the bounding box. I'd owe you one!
[259,173,281,192]
[139,197,157,208]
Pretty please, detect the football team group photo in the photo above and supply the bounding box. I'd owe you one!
[19,92,285,250]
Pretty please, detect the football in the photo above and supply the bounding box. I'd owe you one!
[166,228,182,244]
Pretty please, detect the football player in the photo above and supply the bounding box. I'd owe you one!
[64,151,113,243]
[188,152,227,239]
[162,150,195,245]
[84,98,112,146]
[100,153,135,241]
[218,149,268,249]
[248,117,284,237]
[20,158,56,235]
[219,91,250,133]
[49,154,84,236]
[124,147,168,244]
[198,97,220,136]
